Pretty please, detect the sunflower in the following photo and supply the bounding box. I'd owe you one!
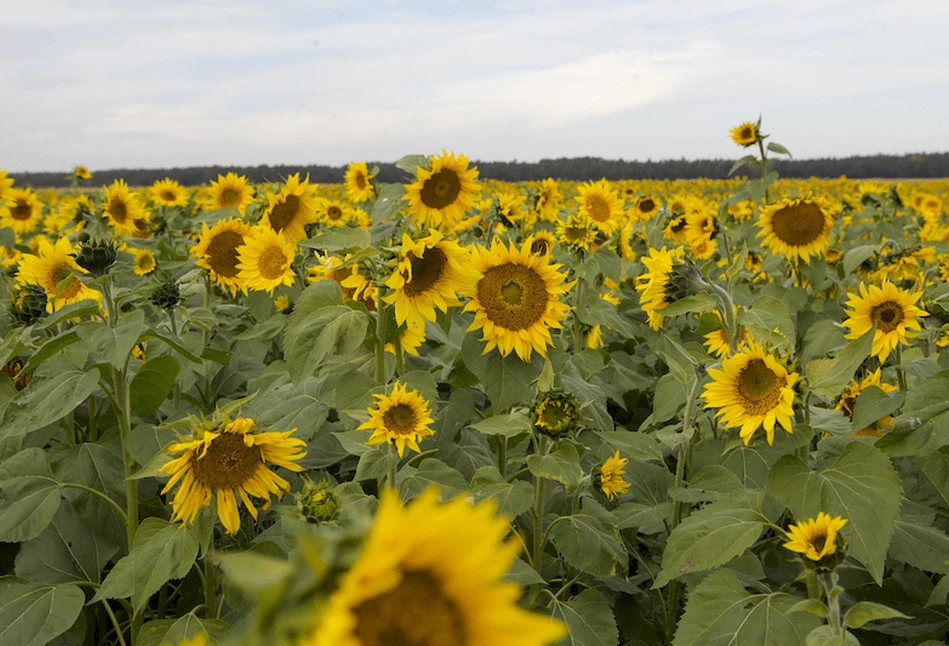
[306,487,566,646]
[132,248,157,276]
[841,280,927,361]
[404,150,481,230]
[525,230,556,257]
[236,226,296,295]
[729,121,758,147]
[663,215,689,244]
[703,319,747,359]
[555,213,598,253]
[464,238,574,361]
[618,222,637,261]
[151,178,189,208]
[73,165,92,181]
[191,218,252,296]
[384,230,481,329]
[757,197,834,264]
[357,381,435,458]
[634,196,659,221]
[308,254,377,310]
[102,179,147,238]
[496,191,527,224]
[0,169,15,200]
[15,238,100,311]
[783,513,848,562]
[385,319,427,357]
[531,178,562,222]
[0,187,43,234]
[259,173,319,242]
[702,341,798,445]
[200,172,255,214]
[160,416,306,536]
[532,390,581,437]
[835,369,898,437]
[574,179,625,235]
[344,161,376,203]
[635,246,686,331]
[317,199,354,227]
[274,295,292,313]
[599,450,630,501]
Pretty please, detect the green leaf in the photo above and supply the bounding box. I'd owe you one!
[851,386,904,434]
[805,626,860,646]
[669,465,745,504]
[788,599,829,618]
[284,290,369,383]
[299,227,372,252]
[888,519,949,574]
[52,443,126,548]
[3,369,100,439]
[142,328,202,363]
[93,518,200,616]
[726,241,749,281]
[843,601,911,629]
[399,458,469,500]
[469,412,532,438]
[843,245,880,276]
[0,475,61,542]
[0,578,85,646]
[461,333,541,413]
[130,356,180,417]
[660,292,717,318]
[37,299,100,330]
[654,499,767,588]
[673,570,822,646]
[22,330,81,372]
[549,499,625,577]
[652,373,686,424]
[137,612,230,646]
[596,430,663,463]
[728,154,758,177]
[471,466,535,519]
[394,154,429,174]
[768,442,902,584]
[354,447,399,482]
[737,295,795,352]
[806,331,874,400]
[767,141,792,156]
[526,443,584,490]
[549,589,619,646]
[504,557,545,586]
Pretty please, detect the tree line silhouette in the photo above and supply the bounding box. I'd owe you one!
[12,152,949,188]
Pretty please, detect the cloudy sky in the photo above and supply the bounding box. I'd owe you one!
[3,0,947,172]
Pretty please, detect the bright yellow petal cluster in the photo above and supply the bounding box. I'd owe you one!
[757,197,834,264]
[344,161,376,203]
[600,450,630,501]
[841,280,927,361]
[15,238,101,311]
[191,218,251,296]
[403,150,481,230]
[574,179,625,235]
[783,512,848,562]
[358,381,435,458]
[729,121,758,146]
[635,246,686,331]
[132,248,157,276]
[200,172,255,214]
[236,226,296,295]
[103,179,147,238]
[259,173,319,242]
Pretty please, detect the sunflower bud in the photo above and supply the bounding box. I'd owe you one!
[295,480,339,524]
[531,390,582,438]
[663,258,703,304]
[75,239,117,277]
[10,284,48,326]
[150,278,181,310]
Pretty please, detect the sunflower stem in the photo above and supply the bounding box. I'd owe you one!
[701,278,738,353]
[821,571,845,641]
[393,322,404,377]
[497,437,507,480]
[895,344,907,392]
[374,298,388,386]
[572,277,585,353]
[203,554,217,620]
[756,137,770,204]
[530,435,549,604]
[387,443,398,490]
[169,311,181,409]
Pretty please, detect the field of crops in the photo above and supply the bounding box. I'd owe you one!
[2,123,949,646]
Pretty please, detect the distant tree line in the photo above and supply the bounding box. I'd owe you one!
[13,152,949,188]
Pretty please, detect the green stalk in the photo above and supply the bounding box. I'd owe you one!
[169,311,181,409]
[374,295,388,385]
[572,277,585,352]
[530,435,549,603]
[497,437,507,480]
[388,443,398,490]
[204,555,217,619]
[756,137,770,204]
[895,344,907,392]
[393,322,404,377]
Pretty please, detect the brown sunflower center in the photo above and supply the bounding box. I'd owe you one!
[192,431,262,490]
[741,126,753,140]
[420,169,461,210]
[108,199,129,223]
[736,359,782,414]
[811,533,827,553]
[540,401,571,431]
[137,255,154,271]
[871,301,904,333]
[220,188,239,207]
[205,230,244,278]
[269,194,301,232]
[477,263,548,331]
[587,197,611,223]
[382,404,418,436]
[403,246,447,297]
[327,205,343,221]
[257,246,288,280]
[530,238,551,256]
[769,202,826,247]
[355,172,367,190]
[638,198,656,213]
[351,569,467,646]
[839,396,856,418]
[11,201,32,221]
[161,191,176,202]
[670,217,687,233]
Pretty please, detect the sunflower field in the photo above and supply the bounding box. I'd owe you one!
[2,121,949,646]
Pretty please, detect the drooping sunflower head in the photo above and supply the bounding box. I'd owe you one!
[383,230,481,328]
[464,237,574,361]
[842,280,928,361]
[344,161,376,203]
[0,187,44,234]
[573,179,625,235]
[495,191,527,224]
[403,150,481,231]
[236,226,296,295]
[306,488,567,646]
[555,213,598,253]
[663,214,689,243]
[160,415,307,536]
[75,238,118,277]
[0,359,29,391]
[357,381,436,458]
[191,217,252,296]
[702,341,798,445]
[599,450,630,501]
[150,178,189,208]
[201,172,255,214]
[783,512,848,567]
[9,284,48,326]
[729,121,758,147]
[102,179,146,237]
[15,237,100,312]
[531,390,582,437]
[634,246,688,331]
[757,197,834,264]
[259,173,319,242]
[73,165,92,181]
[132,248,157,276]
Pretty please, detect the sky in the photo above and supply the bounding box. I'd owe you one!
[3,0,948,172]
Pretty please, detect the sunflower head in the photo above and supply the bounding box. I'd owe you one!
[344,161,376,203]
[191,218,252,296]
[729,121,758,147]
[357,381,436,458]
[635,247,690,331]
[842,280,928,361]
[150,277,181,310]
[294,479,339,524]
[525,231,556,257]
[403,150,481,230]
[73,165,92,181]
[599,450,630,501]
[556,214,598,253]
[835,369,898,437]
[9,284,48,326]
[531,390,582,437]
[757,197,834,264]
[783,512,848,570]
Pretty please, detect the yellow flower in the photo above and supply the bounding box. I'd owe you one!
[384,230,480,329]
[703,341,798,445]
[274,295,292,313]
[160,417,306,536]
[308,253,377,311]
[357,381,435,458]
[0,187,43,234]
[306,488,566,646]
[191,218,251,296]
[841,280,927,361]
[151,178,189,207]
[635,246,686,331]
[555,214,598,253]
[317,199,354,227]
[633,195,660,221]
[73,165,92,181]
[783,512,848,562]
[200,172,255,214]
[103,179,147,238]
[757,197,834,264]
[464,238,574,361]
[525,230,556,257]
[663,215,689,244]
[132,248,157,276]
[236,226,296,295]
[574,179,625,235]
[15,238,100,312]
[600,450,630,501]
[385,319,427,357]
[729,121,758,146]
[835,369,898,437]
[403,150,481,230]
[344,161,376,203]
[531,178,562,222]
[259,173,319,242]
